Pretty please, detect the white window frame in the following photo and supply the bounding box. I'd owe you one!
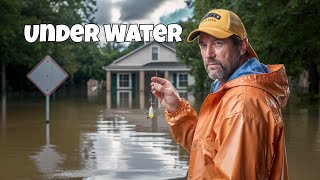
[117,73,132,89]
[177,73,188,89]
[178,90,188,100]
[117,90,132,108]
[151,46,159,61]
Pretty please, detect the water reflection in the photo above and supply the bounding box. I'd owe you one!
[283,106,320,180]
[1,94,320,179]
[1,95,6,144]
[52,110,188,179]
[1,95,6,127]
[30,124,65,177]
[307,110,320,151]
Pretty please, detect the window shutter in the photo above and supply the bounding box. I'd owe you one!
[132,73,137,108]
[173,73,177,87]
[111,73,117,108]
[132,73,136,98]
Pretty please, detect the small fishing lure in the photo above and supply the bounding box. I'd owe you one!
[147,70,158,120]
[147,92,155,119]
[148,104,154,119]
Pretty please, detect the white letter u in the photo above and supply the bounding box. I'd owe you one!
[24,25,39,43]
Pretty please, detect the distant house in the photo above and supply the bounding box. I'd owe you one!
[102,41,194,109]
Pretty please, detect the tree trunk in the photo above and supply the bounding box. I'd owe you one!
[1,61,5,97]
[307,60,319,98]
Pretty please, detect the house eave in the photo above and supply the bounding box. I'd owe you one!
[102,67,191,71]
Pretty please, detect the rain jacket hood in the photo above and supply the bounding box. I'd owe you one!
[213,58,289,108]
[165,59,290,180]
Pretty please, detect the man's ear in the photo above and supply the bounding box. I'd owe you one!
[240,38,248,56]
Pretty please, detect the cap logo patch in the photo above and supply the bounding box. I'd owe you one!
[201,13,221,22]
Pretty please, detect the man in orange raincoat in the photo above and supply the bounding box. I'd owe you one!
[151,9,289,180]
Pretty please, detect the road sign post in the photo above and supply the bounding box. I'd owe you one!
[46,96,50,123]
[27,55,68,123]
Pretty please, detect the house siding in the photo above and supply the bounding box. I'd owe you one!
[158,45,176,62]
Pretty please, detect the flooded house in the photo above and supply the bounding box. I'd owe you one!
[103,41,194,109]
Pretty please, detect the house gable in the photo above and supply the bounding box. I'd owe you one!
[111,41,177,66]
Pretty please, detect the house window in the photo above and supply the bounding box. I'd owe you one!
[151,46,158,60]
[177,73,188,89]
[118,73,131,89]
[117,90,132,108]
[178,90,188,100]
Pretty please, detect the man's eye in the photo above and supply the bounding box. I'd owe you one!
[199,44,206,48]
[214,41,223,46]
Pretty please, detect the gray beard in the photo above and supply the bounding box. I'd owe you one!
[205,64,227,81]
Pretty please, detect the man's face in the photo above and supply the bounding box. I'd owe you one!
[198,32,241,83]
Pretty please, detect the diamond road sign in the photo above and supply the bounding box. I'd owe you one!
[27,55,68,96]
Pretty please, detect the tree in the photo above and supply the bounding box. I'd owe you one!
[0,0,23,95]
[177,0,320,104]
[0,0,100,93]
[230,0,320,100]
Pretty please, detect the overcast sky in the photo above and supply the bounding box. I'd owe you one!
[94,0,193,24]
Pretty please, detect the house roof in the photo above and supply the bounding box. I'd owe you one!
[101,41,189,71]
[163,42,176,50]
[103,61,190,71]
[143,61,187,68]
[109,41,176,65]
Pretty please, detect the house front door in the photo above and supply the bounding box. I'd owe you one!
[117,90,132,108]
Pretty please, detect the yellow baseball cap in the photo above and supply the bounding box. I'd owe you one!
[187,9,258,59]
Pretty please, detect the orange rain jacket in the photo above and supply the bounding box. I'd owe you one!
[165,64,289,180]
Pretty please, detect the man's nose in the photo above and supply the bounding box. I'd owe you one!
[204,46,216,59]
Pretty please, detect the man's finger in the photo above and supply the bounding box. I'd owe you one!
[152,90,162,100]
[154,82,172,95]
[151,77,170,85]
[153,83,164,92]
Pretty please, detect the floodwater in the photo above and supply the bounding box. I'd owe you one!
[1,93,320,180]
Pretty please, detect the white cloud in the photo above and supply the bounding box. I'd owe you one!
[138,0,188,24]
[95,0,192,45]
[95,0,189,24]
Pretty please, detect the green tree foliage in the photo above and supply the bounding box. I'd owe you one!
[220,0,320,98]
[177,0,320,103]
[0,0,144,93]
[239,0,320,97]
[0,0,118,92]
